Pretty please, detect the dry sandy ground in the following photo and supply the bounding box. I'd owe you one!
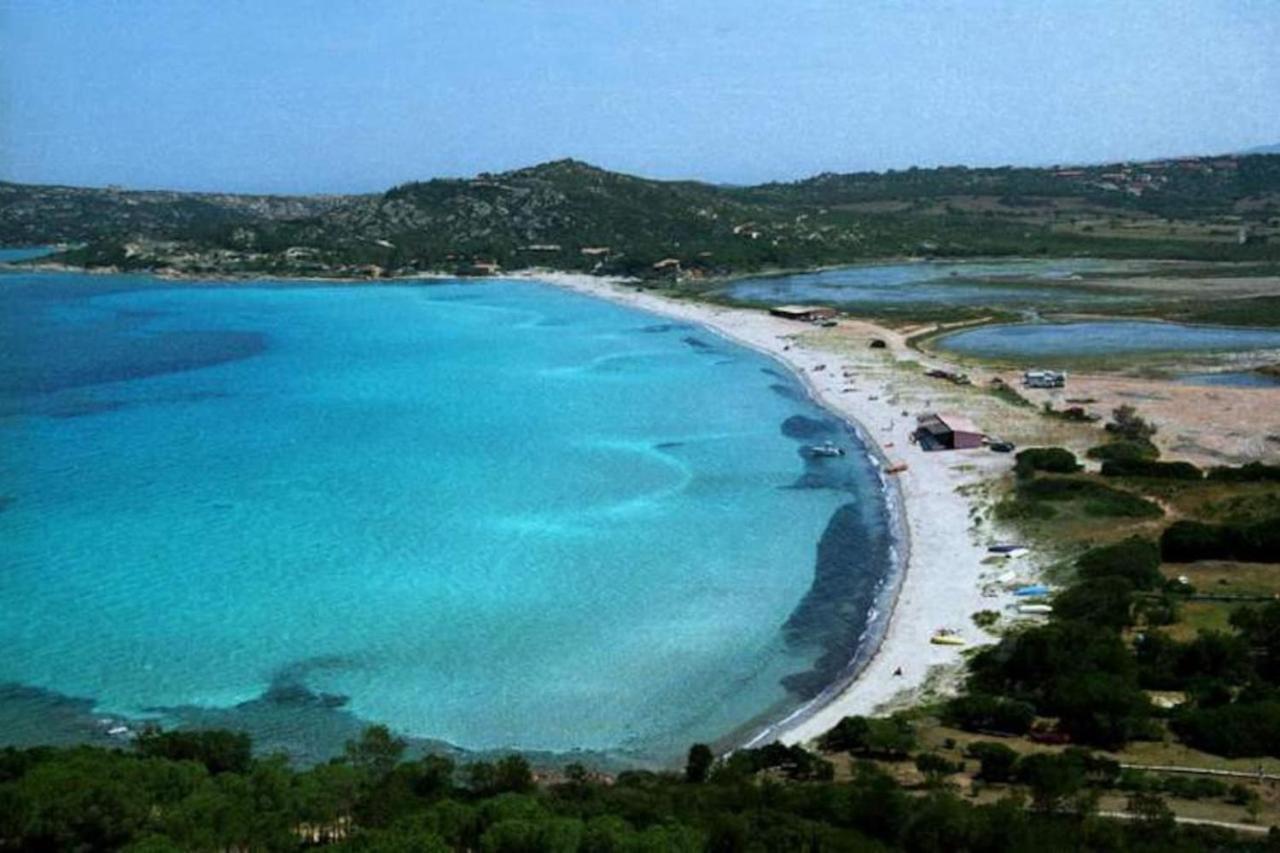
[520,272,1042,747]
[1007,376,1280,466]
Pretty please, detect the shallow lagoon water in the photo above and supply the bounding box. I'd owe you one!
[934,320,1280,362]
[721,258,1146,306]
[0,272,893,764]
[1177,370,1280,389]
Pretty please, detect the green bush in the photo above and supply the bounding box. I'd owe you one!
[944,694,1036,735]
[914,752,962,776]
[1086,439,1159,463]
[993,497,1057,521]
[1172,702,1280,757]
[1014,447,1082,478]
[1100,459,1203,480]
[1161,517,1280,563]
[966,741,1020,782]
[1076,537,1163,590]
[1054,578,1136,628]
[1207,461,1280,482]
[1015,477,1164,518]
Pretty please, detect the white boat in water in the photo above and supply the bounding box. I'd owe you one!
[805,441,845,457]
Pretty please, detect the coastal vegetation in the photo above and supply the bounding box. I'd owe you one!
[901,402,1280,831]
[6,154,1280,284]
[1,726,1269,851]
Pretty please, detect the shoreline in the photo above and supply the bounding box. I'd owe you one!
[6,261,1019,756]
[516,270,1015,748]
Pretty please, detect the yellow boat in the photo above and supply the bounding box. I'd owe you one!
[930,632,966,646]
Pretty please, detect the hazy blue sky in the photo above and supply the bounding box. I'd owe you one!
[2,0,1278,193]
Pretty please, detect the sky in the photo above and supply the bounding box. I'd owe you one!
[2,0,1278,194]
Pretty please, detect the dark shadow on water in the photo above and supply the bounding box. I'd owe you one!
[768,382,804,402]
[780,413,839,440]
[637,322,692,334]
[682,335,716,352]
[779,502,892,698]
[1,330,268,397]
[773,407,896,700]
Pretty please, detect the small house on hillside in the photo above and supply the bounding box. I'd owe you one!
[769,305,837,322]
[915,412,985,450]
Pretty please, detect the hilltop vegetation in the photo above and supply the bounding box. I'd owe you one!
[6,154,1280,279]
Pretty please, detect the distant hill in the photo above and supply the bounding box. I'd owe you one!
[0,182,355,246]
[5,152,1280,277]
[1244,143,1280,155]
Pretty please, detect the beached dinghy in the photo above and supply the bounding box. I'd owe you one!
[930,630,966,646]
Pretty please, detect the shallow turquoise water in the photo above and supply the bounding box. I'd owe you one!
[934,320,1280,362]
[0,246,57,263]
[0,272,893,764]
[721,258,1146,306]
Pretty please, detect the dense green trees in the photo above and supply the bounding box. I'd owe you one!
[1161,518,1280,563]
[0,728,1266,851]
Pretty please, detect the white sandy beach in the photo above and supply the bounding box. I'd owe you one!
[521,270,1027,748]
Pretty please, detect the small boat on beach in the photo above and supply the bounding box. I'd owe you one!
[930,630,966,646]
[804,441,845,458]
[988,543,1028,554]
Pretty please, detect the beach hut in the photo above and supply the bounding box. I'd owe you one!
[769,305,838,322]
[914,412,985,450]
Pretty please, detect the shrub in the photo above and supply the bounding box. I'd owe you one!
[1054,578,1136,628]
[1014,447,1081,478]
[1076,537,1163,590]
[1208,462,1280,482]
[1080,490,1165,519]
[993,497,1057,521]
[1161,518,1280,563]
[914,752,962,777]
[944,694,1035,735]
[966,741,1020,782]
[819,714,917,760]
[972,610,1000,628]
[1105,405,1157,442]
[1018,478,1163,518]
[1171,702,1280,757]
[1086,439,1160,463]
[1160,520,1224,562]
[1100,459,1202,480]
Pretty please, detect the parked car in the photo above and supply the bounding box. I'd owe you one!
[987,439,1016,453]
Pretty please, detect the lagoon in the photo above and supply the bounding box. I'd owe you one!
[720,258,1147,307]
[933,320,1280,363]
[0,272,894,764]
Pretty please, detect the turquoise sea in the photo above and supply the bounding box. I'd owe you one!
[0,270,895,765]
